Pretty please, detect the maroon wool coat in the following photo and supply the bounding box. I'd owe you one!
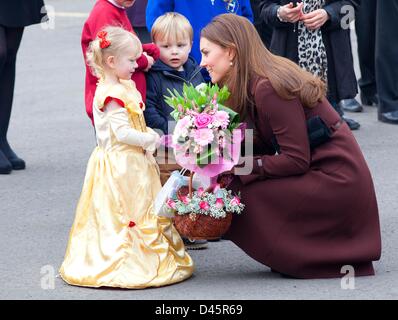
[223,76,382,279]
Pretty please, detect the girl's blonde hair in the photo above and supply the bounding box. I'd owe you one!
[151,12,193,43]
[201,14,327,117]
[86,26,142,79]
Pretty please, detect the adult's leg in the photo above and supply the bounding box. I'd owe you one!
[0,26,25,170]
[0,25,13,173]
[355,0,377,105]
[376,0,398,124]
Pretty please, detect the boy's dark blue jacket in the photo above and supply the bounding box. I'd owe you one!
[144,57,204,134]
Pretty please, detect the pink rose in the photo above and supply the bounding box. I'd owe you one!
[193,128,214,146]
[166,199,176,209]
[215,198,224,209]
[230,196,241,207]
[180,195,190,204]
[194,113,213,129]
[199,201,210,211]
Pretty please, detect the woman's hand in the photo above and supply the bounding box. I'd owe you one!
[301,9,329,30]
[278,2,304,23]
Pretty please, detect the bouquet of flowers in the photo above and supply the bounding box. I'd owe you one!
[165,83,244,177]
[162,83,245,239]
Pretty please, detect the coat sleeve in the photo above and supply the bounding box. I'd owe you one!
[143,73,168,134]
[259,0,291,29]
[136,43,161,71]
[323,0,360,31]
[251,79,311,178]
[146,0,175,31]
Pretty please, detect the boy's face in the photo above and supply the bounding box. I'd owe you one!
[156,36,192,71]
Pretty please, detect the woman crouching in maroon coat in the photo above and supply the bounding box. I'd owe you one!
[199,14,381,279]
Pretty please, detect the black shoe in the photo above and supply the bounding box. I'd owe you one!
[182,238,208,250]
[342,116,360,130]
[361,92,379,106]
[0,149,12,174]
[0,141,25,170]
[338,99,363,113]
[378,110,398,125]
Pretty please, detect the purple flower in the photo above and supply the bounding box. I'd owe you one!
[194,113,214,129]
[193,128,214,146]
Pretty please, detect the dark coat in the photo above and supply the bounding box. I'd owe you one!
[259,0,359,102]
[0,0,47,28]
[223,76,381,278]
[144,57,204,134]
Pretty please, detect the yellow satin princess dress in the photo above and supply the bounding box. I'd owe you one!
[59,79,194,289]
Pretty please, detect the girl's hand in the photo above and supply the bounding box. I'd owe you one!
[145,128,161,153]
[143,52,155,72]
[279,2,304,23]
[301,9,329,30]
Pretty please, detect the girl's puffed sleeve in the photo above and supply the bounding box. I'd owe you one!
[98,84,159,149]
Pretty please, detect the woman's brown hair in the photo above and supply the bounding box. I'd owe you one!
[200,14,326,116]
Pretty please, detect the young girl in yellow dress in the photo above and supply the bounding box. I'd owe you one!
[59,26,194,289]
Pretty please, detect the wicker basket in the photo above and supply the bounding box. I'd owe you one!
[173,172,233,240]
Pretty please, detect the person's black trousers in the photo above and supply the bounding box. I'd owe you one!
[0,26,24,152]
[355,0,377,99]
[376,0,398,114]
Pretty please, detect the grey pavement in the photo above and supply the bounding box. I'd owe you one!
[0,0,397,300]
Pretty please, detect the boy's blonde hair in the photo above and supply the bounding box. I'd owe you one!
[86,26,142,79]
[151,12,193,43]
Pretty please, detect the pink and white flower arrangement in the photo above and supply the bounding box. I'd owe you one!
[166,187,245,219]
[165,83,243,177]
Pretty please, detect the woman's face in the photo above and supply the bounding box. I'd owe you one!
[200,37,232,84]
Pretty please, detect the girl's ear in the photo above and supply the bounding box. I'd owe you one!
[105,55,116,69]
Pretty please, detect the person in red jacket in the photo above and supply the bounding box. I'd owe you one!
[82,0,160,124]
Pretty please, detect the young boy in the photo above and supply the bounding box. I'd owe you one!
[144,13,207,250]
[145,12,204,135]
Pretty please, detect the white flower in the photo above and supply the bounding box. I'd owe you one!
[195,83,208,93]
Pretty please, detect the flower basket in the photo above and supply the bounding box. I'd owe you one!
[174,212,233,240]
[168,172,244,240]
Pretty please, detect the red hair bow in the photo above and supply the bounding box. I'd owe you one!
[97,31,111,49]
